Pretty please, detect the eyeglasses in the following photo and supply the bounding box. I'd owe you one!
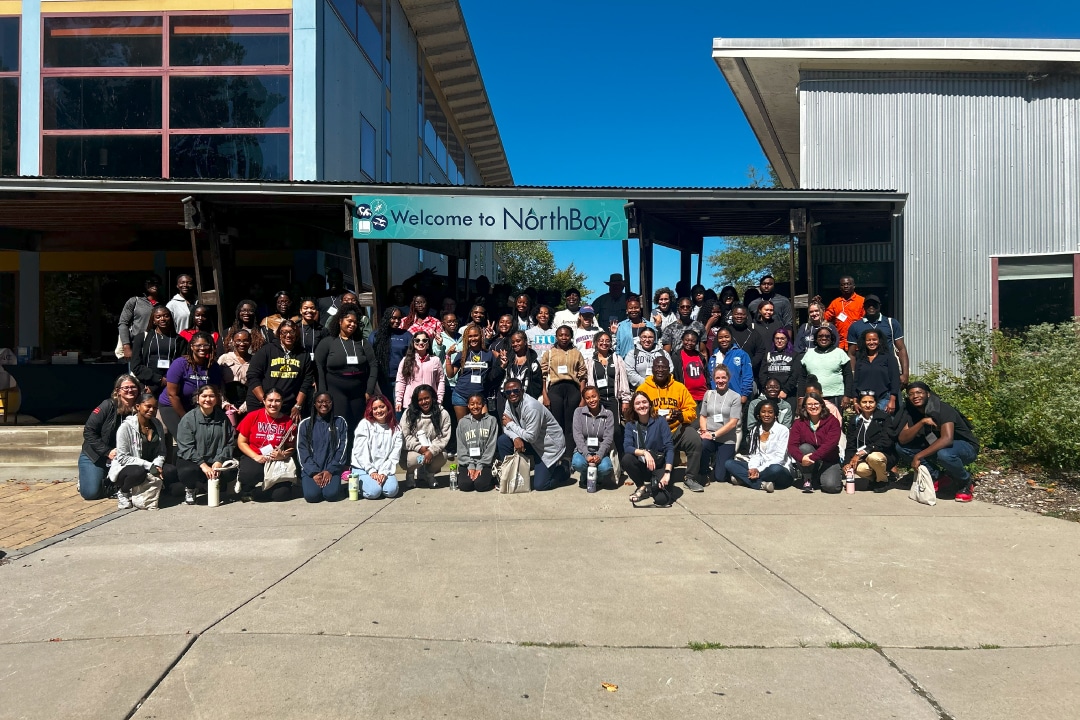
[119,386,139,392]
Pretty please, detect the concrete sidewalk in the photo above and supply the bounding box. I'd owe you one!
[1,483,1078,719]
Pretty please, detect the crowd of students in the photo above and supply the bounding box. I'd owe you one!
[80,269,979,509]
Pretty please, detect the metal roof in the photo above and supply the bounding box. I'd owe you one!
[712,37,1080,188]
[401,0,513,185]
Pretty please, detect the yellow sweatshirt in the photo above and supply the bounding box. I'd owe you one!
[638,376,697,432]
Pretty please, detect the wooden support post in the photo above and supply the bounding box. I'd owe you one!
[367,240,382,321]
[188,230,204,296]
[639,233,653,314]
[696,251,703,285]
[680,250,692,289]
[622,239,631,295]
[207,230,226,335]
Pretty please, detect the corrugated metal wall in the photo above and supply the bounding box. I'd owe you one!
[800,70,1080,371]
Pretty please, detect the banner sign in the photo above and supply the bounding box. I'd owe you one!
[351,195,628,242]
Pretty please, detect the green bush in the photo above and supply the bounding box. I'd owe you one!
[916,318,1080,469]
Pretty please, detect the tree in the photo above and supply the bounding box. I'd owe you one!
[495,241,590,298]
[706,165,792,290]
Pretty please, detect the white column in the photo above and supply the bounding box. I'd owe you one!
[19,0,41,175]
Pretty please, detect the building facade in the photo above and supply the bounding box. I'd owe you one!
[713,39,1080,370]
[0,0,510,353]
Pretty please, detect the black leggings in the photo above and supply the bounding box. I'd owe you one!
[457,466,494,492]
[620,451,675,505]
[601,396,625,461]
[115,463,178,492]
[547,381,580,455]
[238,454,293,501]
[176,457,237,490]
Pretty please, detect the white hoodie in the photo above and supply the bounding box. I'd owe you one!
[351,419,403,477]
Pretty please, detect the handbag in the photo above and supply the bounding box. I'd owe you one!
[129,473,163,510]
[497,452,532,494]
[261,427,298,491]
[908,465,937,506]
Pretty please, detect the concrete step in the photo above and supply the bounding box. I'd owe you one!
[0,426,83,447]
[0,445,82,465]
[0,466,78,482]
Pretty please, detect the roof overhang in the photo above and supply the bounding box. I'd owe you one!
[712,38,1080,188]
[400,0,513,186]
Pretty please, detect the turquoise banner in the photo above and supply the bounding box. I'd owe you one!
[351,195,628,241]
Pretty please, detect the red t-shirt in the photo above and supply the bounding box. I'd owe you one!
[237,408,294,454]
[679,350,708,401]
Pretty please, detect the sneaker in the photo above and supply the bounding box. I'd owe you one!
[955,484,974,503]
[184,488,196,506]
[684,477,705,493]
[117,492,133,510]
[240,493,253,503]
[762,481,775,493]
[801,479,814,493]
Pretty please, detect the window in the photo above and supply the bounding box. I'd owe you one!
[0,18,19,176]
[0,272,15,348]
[419,72,466,185]
[360,114,376,180]
[40,13,291,179]
[995,254,1077,332]
[328,0,384,73]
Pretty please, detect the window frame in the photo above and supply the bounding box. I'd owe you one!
[0,16,20,176]
[39,10,292,179]
[990,252,1080,330]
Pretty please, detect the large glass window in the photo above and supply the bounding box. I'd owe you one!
[170,14,290,66]
[360,114,376,180]
[0,18,19,176]
[420,73,465,185]
[41,13,291,179]
[170,75,289,129]
[0,17,19,72]
[997,255,1076,332]
[43,77,162,130]
[43,17,163,68]
[328,0,384,74]
[169,134,289,180]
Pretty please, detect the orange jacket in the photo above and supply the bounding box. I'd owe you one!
[824,294,864,350]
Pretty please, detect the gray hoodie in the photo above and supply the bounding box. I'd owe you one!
[455,414,498,470]
[176,407,234,465]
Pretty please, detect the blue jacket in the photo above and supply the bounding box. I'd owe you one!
[623,415,675,466]
[297,415,350,477]
[707,348,754,398]
[615,319,657,358]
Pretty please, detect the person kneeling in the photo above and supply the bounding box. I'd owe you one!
[842,390,896,491]
[725,399,792,492]
[297,392,349,502]
[351,396,402,499]
[622,390,675,506]
[497,379,567,491]
[236,389,297,502]
[400,384,452,488]
[175,385,235,505]
[455,393,498,491]
[110,393,178,510]
[571,387,616,492]
[788,391,843,493]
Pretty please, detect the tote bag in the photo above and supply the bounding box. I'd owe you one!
[497,452,532,494]
[908,465,937,506]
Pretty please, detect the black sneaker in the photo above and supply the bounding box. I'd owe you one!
[684,477,705,493]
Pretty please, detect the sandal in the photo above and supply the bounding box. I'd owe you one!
[629,486,651,505]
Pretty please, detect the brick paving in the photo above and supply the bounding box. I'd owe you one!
[0,481,115,552]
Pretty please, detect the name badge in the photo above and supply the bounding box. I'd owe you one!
[346,355,359,365]
[470,373,482,384]
[925,431,939,444]
[469,446,481,458]
[596,375,609,388]
[712,413,724,423]
[418,432,430,447]
[157,359,171,370]
[837,312,848,322]
[657,409,669,417]
[309,352,315,362]
[326,306,338,316]
[259,444,274,456]
[587,437,600,452]
[557,364,568,374]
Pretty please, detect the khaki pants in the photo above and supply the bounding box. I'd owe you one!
[854,452,888,482]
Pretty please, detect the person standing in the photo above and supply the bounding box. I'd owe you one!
[592,273,629,327]
[166,274,196,333]
[638,356,705,492]
[525,305,558,357]
[131,306,186,395]
[707,328,753,406]
[117,274,162,360]
[160,331,223,437]
[315,305,377,430]
[660,298,704,354]
[795,327,854,410]
[371,307,413,400]
[614,296,655,358]
[824,276,864,352]
[540,326,587,451]
[395,331,446,414]
[851,328,901,414]
[746,275,793,328]
[296,298,328,358]
[552,288,583,330]
[795,299,838,354]
[317,268,347,321]
[670,330,710,410]
[247,321,315,422]
[846,294,910,387]
[651,287,678,331]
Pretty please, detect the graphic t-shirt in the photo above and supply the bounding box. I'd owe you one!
[679,351,708,401]
[237,409,294,454]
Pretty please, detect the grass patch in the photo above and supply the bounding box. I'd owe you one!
[517,641,580,648]
[979,643,1002,650]
[687,641,729,651]
[797,638,810,648]
[828,640,880,650]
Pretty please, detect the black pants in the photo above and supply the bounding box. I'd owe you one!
[547,381,580,455]
[458,465,494,492]
[115,463,178,492]
[237,454,293,501]
[176,457,238,491]
[601,396,625,465]
[621,451,675,505]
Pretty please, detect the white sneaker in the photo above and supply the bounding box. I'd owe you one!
[184,488,196,506]
[762,481,775,493]
[117,492,133,510]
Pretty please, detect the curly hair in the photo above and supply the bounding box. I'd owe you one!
[403,384,445,439]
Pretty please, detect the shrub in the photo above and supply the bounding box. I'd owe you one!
[916,318,1080,469]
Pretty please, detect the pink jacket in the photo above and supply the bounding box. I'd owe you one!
[787,413,841,464]
[395,354,446,409]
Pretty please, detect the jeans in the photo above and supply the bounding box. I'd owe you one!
[352,467,400,499]
[571,452,614,482]
[724,459,792,490]
[496,434,564,491]
[301,473,345,502]
[700,439,736,482]
[895,439,977,489]
[78,452,110,500]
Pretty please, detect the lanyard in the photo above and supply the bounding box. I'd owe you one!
[585,413,604,441]
[340,337,358,356]
[152,333,174,363]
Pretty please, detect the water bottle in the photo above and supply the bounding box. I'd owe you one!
[587,465,597,493]
[447,454,458,491]
[208,477,220,507]
[348,473,359,501]
[845,466,856,494]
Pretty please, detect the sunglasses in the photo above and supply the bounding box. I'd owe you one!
[414,339,429,345]
[504,388,523,395]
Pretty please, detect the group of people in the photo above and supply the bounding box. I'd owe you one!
[83,269,979,509]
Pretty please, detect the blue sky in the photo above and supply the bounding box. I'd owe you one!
[460,0,1080,301]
